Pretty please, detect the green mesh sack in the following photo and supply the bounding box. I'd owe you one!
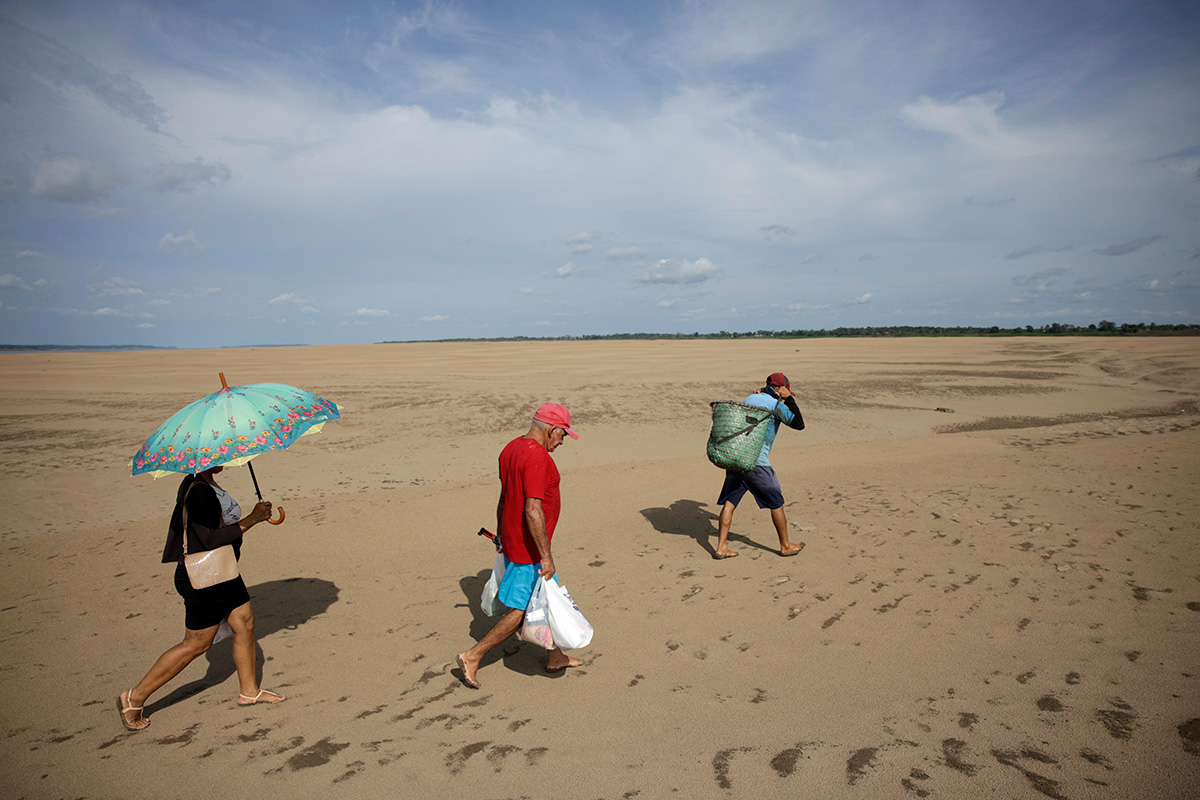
[707,401,773,472]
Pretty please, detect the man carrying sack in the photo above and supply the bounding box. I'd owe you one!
[456,403,584,688]
[714,373,806,560]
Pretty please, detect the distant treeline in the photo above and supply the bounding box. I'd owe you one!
[396,320,1199,344]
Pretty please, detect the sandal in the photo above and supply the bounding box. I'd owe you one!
[118,689,149,731]
[238,689,286,705]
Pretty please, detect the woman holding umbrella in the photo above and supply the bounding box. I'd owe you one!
[123,376,340,730]
[119,465,284,730]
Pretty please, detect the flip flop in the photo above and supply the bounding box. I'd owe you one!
[118,689,149,731]
[238,689,286,705]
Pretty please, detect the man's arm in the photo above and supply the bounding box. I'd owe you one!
[775,385,805,430]
[523,497,555,578]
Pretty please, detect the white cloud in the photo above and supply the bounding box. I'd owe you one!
[136,322,155,328]
[607,247,645,260]
[301,306,319,314]
[150,158,231,193]
[15,250,44,259]
[30,157,117,203]
[421,314,449,321]
[555,261,577,277]
[350,307,390,317]
[562,232,600,247]
[167,287,222,300]
[899,93,1053,160]
[269,292,307,305]
[0,274,33,290]
[92,277,146,297]
[636,258,720,284]
[158,230,205,253]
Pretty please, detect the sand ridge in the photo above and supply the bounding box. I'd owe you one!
[1,337,1198,798]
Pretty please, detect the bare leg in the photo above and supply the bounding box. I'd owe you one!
[771,507,804,556]
[714,501,738,558]
[456,608,524,688]
[227,601,284,705]
[121,625,218,729]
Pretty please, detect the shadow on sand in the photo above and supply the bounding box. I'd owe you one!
[146,577,339,714]
[639,498,776,557]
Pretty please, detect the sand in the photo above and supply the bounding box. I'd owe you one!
[1,337,1198,798]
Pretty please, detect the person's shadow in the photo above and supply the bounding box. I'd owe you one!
[639,498,775,557]
[451,563,551,686]
[146,577,339,714]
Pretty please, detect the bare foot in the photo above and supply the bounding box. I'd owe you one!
[546,655,584,673]
[237,689,285,705]
[780,542,805,557]
[456,653,480,689]
[118,689,149,731]
[713,549,738,560]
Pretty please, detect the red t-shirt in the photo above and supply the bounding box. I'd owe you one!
[498,436,561,564]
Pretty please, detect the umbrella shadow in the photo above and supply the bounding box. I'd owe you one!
[146,577,339,714]
[639,498,775,557]
[452,566,549,685]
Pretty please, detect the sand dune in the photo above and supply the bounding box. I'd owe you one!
[1,337,1197,798]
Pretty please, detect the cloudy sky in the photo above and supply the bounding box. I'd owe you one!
[1,0,1197,347]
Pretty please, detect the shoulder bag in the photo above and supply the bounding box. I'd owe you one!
[181,481,240,589]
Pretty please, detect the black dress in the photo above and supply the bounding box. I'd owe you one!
[163,475,251,630]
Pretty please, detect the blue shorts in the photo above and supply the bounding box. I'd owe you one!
[496,557,557,611]
[718,465,785,510]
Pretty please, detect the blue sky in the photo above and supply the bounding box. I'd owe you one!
[1,0,1197,347]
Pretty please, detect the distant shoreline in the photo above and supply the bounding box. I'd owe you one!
[6,323,1197,352]
[0,344,178,353]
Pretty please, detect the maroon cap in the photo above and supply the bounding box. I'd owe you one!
[533,403,579,438]
[766,372,790,389]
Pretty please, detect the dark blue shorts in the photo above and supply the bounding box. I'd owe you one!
[718,465,785,510]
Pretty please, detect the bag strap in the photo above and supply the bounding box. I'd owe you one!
[180,480,200,557]
[713,413,769,445]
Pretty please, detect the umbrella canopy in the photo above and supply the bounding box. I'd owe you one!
[131,382,341,479]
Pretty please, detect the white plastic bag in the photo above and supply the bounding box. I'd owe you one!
[480,553,506,616]
[545,578,593,650]
[519,577,555,649]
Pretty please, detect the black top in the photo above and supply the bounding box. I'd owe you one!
[161,474,245,564]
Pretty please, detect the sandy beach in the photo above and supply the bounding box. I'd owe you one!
[2,336,1198,799]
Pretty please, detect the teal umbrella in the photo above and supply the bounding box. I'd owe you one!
[130,373,341,524]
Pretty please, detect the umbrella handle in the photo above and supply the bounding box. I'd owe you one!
[268,507,285,525]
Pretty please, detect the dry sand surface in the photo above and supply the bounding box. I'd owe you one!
[2,337,1199,799]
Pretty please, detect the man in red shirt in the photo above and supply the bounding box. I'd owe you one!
[456,403,583,688]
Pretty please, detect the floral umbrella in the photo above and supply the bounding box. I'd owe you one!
[131,374,341,523]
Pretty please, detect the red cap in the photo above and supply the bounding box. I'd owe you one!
[766,372,790,389]
[533,403,579,438]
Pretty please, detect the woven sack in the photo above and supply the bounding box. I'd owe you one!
[707,401,773,472]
